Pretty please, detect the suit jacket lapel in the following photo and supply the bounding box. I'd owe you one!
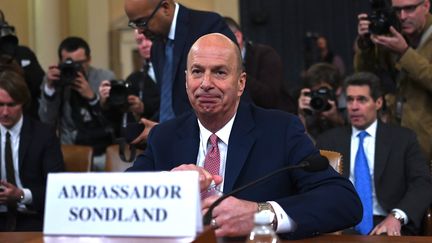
[172,5,188,82]
[18,117,31,170]
[223,103,256,192]
[374,121,391,183]
[341,127,352,178]
[173,112,200,168]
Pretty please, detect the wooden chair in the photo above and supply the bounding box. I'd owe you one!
[320,149,343,174]
[105,144,141,172]
[320,149,343,235]
[61,144,93,172]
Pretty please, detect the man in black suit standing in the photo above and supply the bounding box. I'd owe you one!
[223,16,295,112]
[0,70,64,231]
[316,72,432,236]
[124,0,236,143]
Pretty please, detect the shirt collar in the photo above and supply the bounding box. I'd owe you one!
[167,2,179,41]
[197,113,237,146]
[0,115,23,138]
[352,119,377,138]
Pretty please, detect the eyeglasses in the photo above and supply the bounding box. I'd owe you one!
[393,0,425,15]
[128,0,164,30]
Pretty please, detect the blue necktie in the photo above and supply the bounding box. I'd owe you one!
[354,131,373,235]
[159,39,175,122]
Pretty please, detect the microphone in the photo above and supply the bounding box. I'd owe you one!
[202,154,329,225]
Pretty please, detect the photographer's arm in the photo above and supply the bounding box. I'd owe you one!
[297,88,312,128]
[128,95,145,120]
[39,72,62,125]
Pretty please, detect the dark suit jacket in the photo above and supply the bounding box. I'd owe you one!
[1,116,65,230]
[128,102,362,239]
[243,41,283,109]
[151,4,236,119]
[15,46,45,120]
[316,121,432,234]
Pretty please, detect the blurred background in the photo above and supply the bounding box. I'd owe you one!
[0,0,372,91]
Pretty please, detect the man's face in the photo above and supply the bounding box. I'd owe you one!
[185,35,245,121]
[60,48,90,73]
[135,31,153,59]
[0,88,23,129]
[346,85,382,130]
[125,0,171,40]
[316,37,327,50]
[392,0,430,35]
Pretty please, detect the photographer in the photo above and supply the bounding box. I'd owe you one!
[99,31,159,145]
[354,0,432,160]
[38,37,116,161]
[298,63,346,140]
[0,10,45,121]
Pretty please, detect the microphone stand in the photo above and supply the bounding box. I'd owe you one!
[202,161,309,225]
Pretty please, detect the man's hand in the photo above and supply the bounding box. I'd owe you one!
[370,214,402,236]
[130,118,158,144]
[202,196,257,237]
[72,72,96,100]
[46,65,61,88]
[99,80,111,107]
[371,27,409,55]
[320,100,345,126]
[298,88,312,115]
[0,181,23,204]
[128,95,144,117]
[358,13,371,38]
[170,164,223,192]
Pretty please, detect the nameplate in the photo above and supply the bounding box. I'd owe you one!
[43,171,202,237]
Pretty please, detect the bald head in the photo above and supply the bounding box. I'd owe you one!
[187,33,243,75]
[185,33,246,132]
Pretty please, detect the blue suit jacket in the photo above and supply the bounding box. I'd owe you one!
[151,4,237,119]
[128,102,362,239]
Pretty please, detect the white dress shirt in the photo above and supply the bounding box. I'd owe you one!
[350,119,408,224]
[0,116,33,212]
[196,114,296,232]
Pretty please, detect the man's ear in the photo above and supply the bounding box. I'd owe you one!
[376,96,383,111]
[238,72,246,96]
[184,70,188,90]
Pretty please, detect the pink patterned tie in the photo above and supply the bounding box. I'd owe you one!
[201,134,220,199]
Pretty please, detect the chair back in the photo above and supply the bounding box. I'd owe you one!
[105,144,140,172]
[61,144,93,172]
[320,149,343,174]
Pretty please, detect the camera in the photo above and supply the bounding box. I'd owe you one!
[368,0,399,35]
[108,79,133,112]
[0,10,19,57]
[58,58,83,85]
[307,87,336,112]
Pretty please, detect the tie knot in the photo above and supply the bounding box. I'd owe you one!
[209,134,218,147]
[357,131,368,142]
[6,131,11,139]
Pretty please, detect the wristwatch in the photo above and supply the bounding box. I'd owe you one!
[257,202,278,230]
[391,210,405,225]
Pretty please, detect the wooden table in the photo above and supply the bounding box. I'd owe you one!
[1,231,431,243]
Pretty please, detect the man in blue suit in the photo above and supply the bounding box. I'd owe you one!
[127,33,362,239]
[124,0,237,143]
